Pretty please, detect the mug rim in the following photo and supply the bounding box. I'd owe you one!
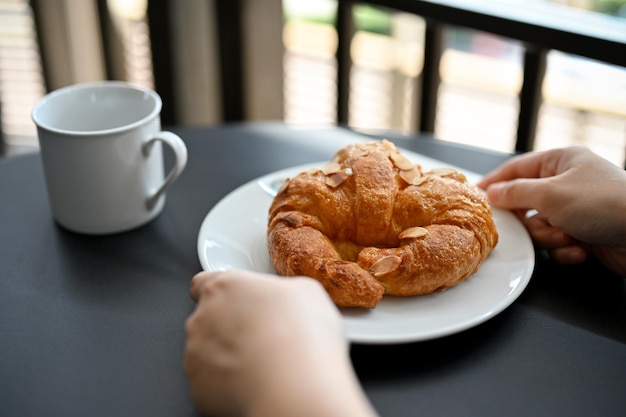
[31,81,163,136]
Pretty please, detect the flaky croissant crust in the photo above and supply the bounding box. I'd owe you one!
[267,140,498,308]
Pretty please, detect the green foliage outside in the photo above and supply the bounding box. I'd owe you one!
[283,1,392,34]
[595,0,626,16]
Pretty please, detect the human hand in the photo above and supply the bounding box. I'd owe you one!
[478,146,626,276]
[183,270,378,417]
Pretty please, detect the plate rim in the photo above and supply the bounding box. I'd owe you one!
[197,156,535,345]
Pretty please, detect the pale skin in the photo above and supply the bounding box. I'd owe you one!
[477,146,626,276]
[184,269,379,417]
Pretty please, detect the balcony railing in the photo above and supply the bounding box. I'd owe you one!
[334,0,626,152]
[1,0,625,161]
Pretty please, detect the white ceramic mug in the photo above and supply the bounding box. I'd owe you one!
[32,81,188,234]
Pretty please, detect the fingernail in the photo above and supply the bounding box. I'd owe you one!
[486,183,504,203]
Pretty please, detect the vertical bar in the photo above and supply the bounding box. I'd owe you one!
[0,97,5,155]
[419,19,443,133]
[96,0,114,80]
[30,0,105,89]
[28,0,51,92]
[335,0,354,126]
[241,0,284,120]
[516,45,547,152]
[96,0,127,81]
[215,0,245,121]
[146,0,176,125]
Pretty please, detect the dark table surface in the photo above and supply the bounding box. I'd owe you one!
[1,122,625,417]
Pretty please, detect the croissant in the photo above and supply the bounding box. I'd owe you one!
[267,140,498,308]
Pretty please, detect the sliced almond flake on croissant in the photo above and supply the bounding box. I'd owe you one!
[399,167,422,185]
[321,162,342,175]
[326,170,350,188]
[370,255,402,277]
[351,147,369,158]
[381,139,396,150]
[412,174,431,186]
[455,172,468,182]
[389,152,414,171]
[398,226,428,239]
[430,167,458,176]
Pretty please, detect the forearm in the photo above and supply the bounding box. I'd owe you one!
[246,347,379,417]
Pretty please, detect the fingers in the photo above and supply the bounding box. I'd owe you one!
[190,270,319,303]
[482,177,553,212]
[190,269,261,302]
[549,245,588,265]
[478,150,554,190]
[521,211,574,249]
[190,271,215,301]
[520,211,588,265]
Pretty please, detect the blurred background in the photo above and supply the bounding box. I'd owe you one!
[1,0,625,165]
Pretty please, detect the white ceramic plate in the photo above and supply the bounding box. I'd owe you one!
[197,150,535,344]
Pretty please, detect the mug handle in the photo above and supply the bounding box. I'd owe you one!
[142,131,188,209]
